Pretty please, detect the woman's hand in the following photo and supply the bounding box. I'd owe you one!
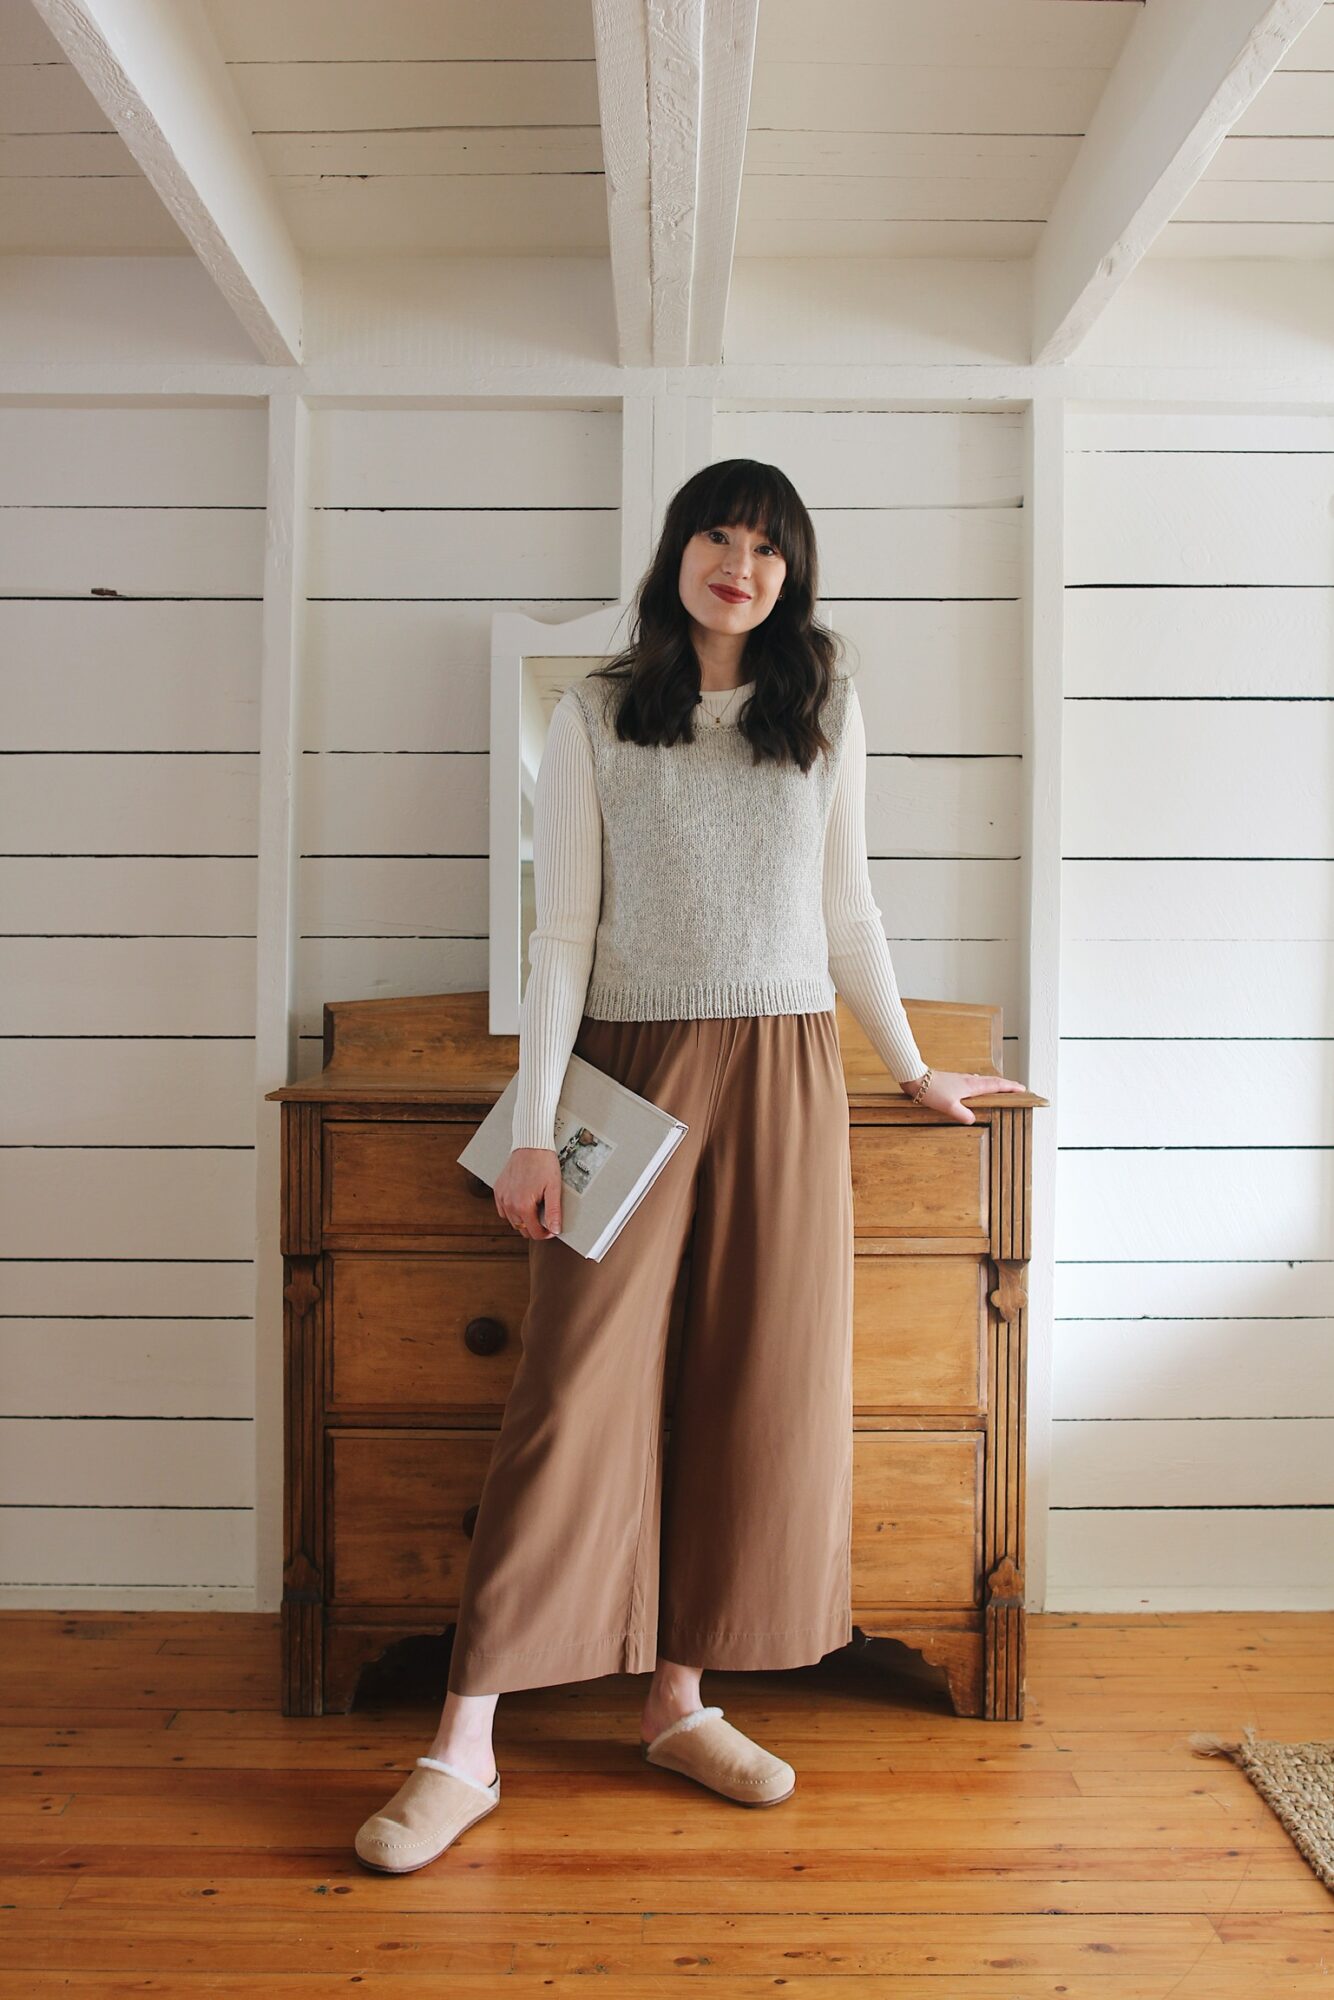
[901,1069,1029,1126]
[494,1146,564,1240]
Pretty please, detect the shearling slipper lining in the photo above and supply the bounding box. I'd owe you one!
[414,1754,500,1795]
[644,1704,724,1753]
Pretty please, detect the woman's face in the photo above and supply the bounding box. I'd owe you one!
[678,521,787,640]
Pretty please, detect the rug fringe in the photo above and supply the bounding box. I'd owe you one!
[1187,1726,1257,1760]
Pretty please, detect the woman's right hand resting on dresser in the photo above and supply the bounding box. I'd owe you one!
[494,1148,563,1240]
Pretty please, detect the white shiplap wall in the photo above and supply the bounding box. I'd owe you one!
[295,404,622,1075]
[0,401,265,1600]
[713,405,1027,1066]
[8,385,1329,1616]
[1053,407,1334,1609]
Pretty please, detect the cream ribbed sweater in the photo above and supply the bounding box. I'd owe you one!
[511,674,927,1151]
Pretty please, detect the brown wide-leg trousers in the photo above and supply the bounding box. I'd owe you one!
[446,1007,855,1696]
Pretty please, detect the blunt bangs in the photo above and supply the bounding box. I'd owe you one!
[681,458,798,557]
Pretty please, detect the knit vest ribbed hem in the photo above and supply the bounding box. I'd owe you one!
[583,973,837,1023]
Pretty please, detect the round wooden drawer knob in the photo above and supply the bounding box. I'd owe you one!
[464,1316,508,1355]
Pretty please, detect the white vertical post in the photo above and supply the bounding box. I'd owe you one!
[619,390,657,601]
[649,383,715,549]
[621,379,716,597]
[679,391,716,486]
[251,388,309,1613]
[1020,393,1066,1613]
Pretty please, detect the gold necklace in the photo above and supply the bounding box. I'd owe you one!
[699,683,746,727]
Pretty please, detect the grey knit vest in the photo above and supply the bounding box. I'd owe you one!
[566,668,854,1023]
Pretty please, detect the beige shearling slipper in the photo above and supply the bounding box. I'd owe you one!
[640,1704,795,1806]
[354,1755,501,1874]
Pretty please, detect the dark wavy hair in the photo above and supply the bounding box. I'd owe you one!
[589,457,846,772]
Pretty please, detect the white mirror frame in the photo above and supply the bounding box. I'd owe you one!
[488,602,636,1035]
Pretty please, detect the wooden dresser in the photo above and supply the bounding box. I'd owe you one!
[267,990,1047,1720]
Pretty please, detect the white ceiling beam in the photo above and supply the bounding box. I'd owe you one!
[689,2,759,367]
[592,0,652,367]
[592,0,758,368]
[28,0,304,365]
[1031,0,1325,365]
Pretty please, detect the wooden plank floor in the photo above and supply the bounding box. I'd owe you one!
[0,1611,1331,1995]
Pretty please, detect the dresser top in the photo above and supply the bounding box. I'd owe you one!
[265,991,1048,1110]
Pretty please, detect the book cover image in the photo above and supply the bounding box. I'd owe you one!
[553,1102,617,1196]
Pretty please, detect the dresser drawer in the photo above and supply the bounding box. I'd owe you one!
[329,1426,982,1610]
[330,1430,495,1604]
[325,1243,984,1420]
[851,1432,983,1607]
[328,1253,528,1412]
[853,1255,986,1415]
[323,1121,505,1238]
[851,1125,987,1237]
[323,1121,985,1238]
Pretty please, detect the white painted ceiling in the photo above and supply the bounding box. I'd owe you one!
[1164,5,1334,255]
[2,0,1333,261]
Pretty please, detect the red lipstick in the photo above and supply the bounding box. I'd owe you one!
[709,583,750,603]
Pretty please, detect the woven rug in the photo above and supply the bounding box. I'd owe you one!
[1190,1728,1334,1892]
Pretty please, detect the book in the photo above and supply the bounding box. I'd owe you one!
[455,1053,689,1263]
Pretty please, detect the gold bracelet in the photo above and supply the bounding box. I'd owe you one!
[907,1066,932,1105]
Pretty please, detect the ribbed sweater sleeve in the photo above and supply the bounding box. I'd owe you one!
[822,680,928,1084]
[509,693,602,1152]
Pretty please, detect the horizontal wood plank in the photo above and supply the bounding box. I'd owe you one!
[0,857,256,934]
[1055,1149,1333,1262]
[0,939,256,1034]
[0,1322,254,1419]
[0,1419,253,1508]
[306,504,619,598]
[310,406,620,507]
[1067,451,1334,585]
[0,601,262,752]
[1047,1510,1334,1608]
[0,508,264,598]
[0,1260,254,1319]
[1049,1417,1334,1508]
[0,1518,252,1592]
[2,755,258,855]
[0,1150,256,1261]
[1052,1319,1334,1420]
[2,1040,255,1144]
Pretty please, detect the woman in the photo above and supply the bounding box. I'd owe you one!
[354,457,1028,1873]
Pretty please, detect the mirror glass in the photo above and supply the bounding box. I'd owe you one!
[518,654,608,1008]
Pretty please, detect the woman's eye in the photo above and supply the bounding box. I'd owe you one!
[705,528,778,557]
